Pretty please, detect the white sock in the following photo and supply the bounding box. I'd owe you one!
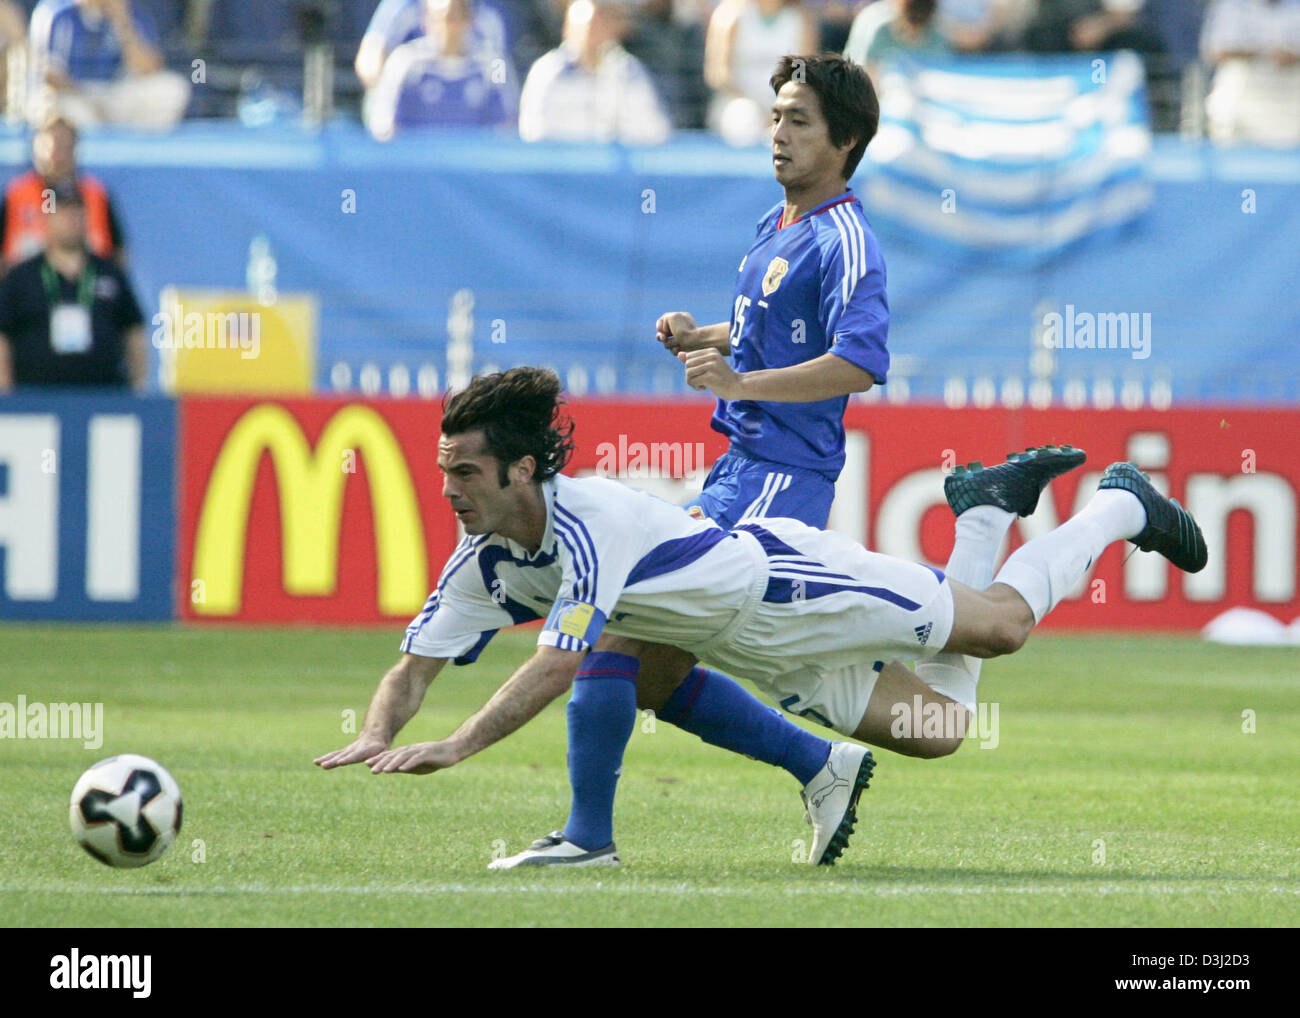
[946,504,1016,591]
[1080,487,1148,541]
[916,505,1016,712]
[994,489,1145,623]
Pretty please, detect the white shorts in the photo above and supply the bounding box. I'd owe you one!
[765,659,887,736]
[695,519,956,734]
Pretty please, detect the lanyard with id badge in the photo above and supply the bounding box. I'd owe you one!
[43,258,96,356]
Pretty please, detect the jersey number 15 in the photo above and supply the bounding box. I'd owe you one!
[729,295,752,348]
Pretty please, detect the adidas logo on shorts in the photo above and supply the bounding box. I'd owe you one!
[913,622,933,646]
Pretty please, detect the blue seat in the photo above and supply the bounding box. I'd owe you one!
[131,0,185,45]
[207,0,297,46]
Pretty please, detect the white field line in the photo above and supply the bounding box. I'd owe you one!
[2,881,1297,898]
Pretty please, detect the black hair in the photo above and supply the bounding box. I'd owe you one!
[770,54,880,180]
[440,367,575,486]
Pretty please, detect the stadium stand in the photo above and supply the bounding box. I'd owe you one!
[0,0,1291,407]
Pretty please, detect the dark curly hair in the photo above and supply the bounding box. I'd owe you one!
[770,54,879,180]
[440,367,575,486]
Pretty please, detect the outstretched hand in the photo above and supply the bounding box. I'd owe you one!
[364,740,462,775]
[314,735,389,770]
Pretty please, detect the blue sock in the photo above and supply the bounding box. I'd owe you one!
[562,651,638,851]
[658,667,831,786]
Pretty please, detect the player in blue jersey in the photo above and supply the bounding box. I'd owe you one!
[317,369,1209,869]
[660,53,886,530]
[554,53,897,861]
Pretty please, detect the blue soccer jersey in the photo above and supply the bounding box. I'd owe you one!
[31,0,161,83]
[711,190,889,479]
[372,42,513,130]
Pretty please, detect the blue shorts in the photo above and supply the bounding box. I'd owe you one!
[683,450,835,530]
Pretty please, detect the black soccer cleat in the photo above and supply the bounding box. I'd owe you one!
[944,444,1087,518]
[1097,462,1208,573]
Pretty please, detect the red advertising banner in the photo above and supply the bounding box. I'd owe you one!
[175,397,727,624]
[178,396,1298,630]
[838,405,1297,631]
[178,397,453,624]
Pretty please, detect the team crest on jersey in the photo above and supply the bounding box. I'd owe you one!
[762,257,789,296]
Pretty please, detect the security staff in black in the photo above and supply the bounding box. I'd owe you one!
[0,184,145,390]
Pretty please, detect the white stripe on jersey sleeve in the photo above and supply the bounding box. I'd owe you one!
[828,205,854,304]
[829,204,868,306]
[850,211,867,295]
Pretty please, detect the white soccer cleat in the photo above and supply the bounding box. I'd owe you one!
[800,743,875,865]
[487,831,621,870]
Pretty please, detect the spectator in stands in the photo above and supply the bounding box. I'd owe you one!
[494,1,570,80]
[355,0,510,88]
[366,0,516,139]
[1022,0,1162,54]
[1202,0,1300,146]
[938,0,1036,52]
[844,0,950,75]
[28,0,190,129]
[0,184,145,391]
[1,114,126,268]
[624,0,710,129]
[1143,0,1210,69]
[0,1,27,117]
[518,0,672,144]
[806,2,872,54]
[705,0,818,145]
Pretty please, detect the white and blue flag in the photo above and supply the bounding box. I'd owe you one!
[861,52,1154,263]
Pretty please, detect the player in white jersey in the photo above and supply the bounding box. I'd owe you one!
[317,368,1209,868]
[398,471,955,716]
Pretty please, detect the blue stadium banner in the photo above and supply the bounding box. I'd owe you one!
[0,393,175,621]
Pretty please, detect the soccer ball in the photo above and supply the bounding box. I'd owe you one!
[69,754,183,868]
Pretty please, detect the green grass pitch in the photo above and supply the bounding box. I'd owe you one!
[2,624,1297,927]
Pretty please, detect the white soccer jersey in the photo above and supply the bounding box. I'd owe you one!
[402,474,752,662]
[402,473,954,723]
